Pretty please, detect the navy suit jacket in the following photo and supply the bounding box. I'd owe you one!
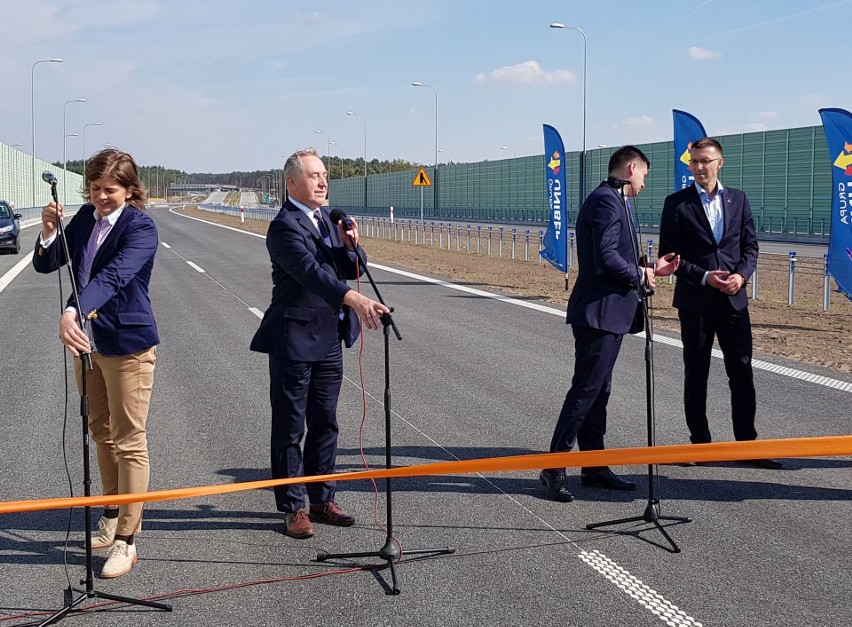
[566,181,644,335]
[250,202,365,361]
[32,203,160,357]
[659,184,758,313]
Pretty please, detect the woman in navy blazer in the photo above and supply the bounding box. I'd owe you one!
[33,148,159,578]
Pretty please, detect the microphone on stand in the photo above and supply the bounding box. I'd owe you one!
[42,170,58,186]
[329,208,355,230]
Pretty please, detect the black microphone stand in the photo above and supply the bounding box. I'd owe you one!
[584,185,691,554]
[39,182,171,625]
[316,224,455,594]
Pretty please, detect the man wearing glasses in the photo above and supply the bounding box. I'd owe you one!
[659,138,783,469]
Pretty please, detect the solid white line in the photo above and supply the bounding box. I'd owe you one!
[370,262,852,393]
[186,261,206,273]
[248,307,264,319]
[0,252,34,295]
[369,262,562,315]
[161,242,172,249]
[169,206,265,237]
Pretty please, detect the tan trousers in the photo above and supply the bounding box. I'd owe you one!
[75,347,156,536]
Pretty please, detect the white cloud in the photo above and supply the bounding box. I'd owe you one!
[800,94,823,107]
[742,122,769,132]
[757,111,779,120]
[475,60,576,85]
[623,115,655,127]
[687,46,721,60]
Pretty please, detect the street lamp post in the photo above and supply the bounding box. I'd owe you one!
[346,111,368,208]
[314,129,331,171]
[63,133,79,203]
[31,58,63,208]
[438,149,450,164]
[11,144,23,205]
[329,141,344,179]
[412,81,438,221]
[63,98,86,204]
[550,22,587,207]
[81,122,102,174]
[500,147,516,217]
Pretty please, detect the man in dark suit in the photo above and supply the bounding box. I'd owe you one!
[251,148,389,538]
[659,137,782,469]
[541,146,680,502]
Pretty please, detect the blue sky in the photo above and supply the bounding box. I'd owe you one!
[1,0,850,173]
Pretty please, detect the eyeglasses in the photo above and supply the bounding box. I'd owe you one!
[688,157,722,167]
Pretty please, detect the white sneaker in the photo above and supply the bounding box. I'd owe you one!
[90,516,118,551]
[100,540,137,579]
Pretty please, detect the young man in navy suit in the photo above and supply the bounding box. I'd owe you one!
[251,148,389,538]
[34,148,159,578]
[659,137,783,469]
[541,146,680,502]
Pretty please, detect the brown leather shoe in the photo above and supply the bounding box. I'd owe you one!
[285,509,314,539]
[309,502,355,526]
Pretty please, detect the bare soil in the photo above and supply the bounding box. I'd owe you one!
[176,206,852,375]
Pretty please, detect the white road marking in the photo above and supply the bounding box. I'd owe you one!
[0,252,34,295]
[186,261,206,273]
[579,550,702,627]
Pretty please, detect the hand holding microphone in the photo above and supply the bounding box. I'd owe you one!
[329,208,359,248]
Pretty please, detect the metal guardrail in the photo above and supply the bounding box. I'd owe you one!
[190,205,843,311]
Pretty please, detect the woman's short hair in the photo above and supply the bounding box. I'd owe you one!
[83,148,147,210]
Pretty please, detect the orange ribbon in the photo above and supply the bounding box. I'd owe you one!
[1,435,849,515]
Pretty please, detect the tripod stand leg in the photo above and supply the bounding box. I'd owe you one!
[39,589,171,626]
[587,496,691,554]
[651,520,682,554]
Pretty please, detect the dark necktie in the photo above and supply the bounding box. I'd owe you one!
[313,209,332,246]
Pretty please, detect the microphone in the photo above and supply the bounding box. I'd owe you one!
[42,171,58,185]
[329,208,355,230]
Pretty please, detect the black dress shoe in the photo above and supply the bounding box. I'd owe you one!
[580,468,638,491]
[539,470,574,502]
[740,458,786,469]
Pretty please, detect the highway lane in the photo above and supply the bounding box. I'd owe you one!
[0,206,849,626]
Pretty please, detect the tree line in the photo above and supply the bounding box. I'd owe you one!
[57,157,420,191]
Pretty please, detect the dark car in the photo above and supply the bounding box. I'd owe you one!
[0,200,21,254]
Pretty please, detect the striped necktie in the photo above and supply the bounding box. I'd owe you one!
[314,209,332,247]
[79,218,110,288]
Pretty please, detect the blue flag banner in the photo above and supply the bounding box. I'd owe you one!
[542,124,567,272]
[818,107,852,301]
[673,109,708,192]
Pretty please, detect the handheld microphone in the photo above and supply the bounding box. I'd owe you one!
[329,208,355,230]
[42,171,58,185]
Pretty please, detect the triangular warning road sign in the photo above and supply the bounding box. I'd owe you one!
[412,167,432,187]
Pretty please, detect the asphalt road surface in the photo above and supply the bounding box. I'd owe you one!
[0,208,849,626]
